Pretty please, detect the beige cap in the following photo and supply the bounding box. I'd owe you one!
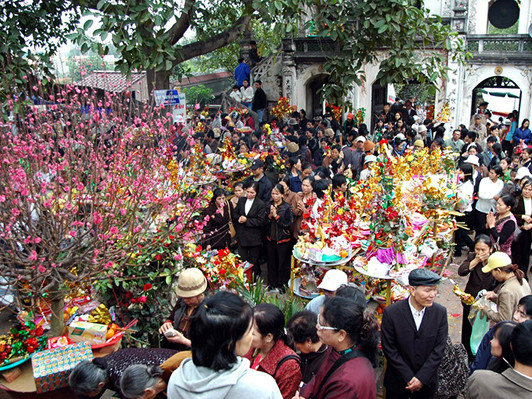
[176,268,208,297]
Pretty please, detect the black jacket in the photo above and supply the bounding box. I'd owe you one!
[252,87,267,111]
[201,202,232,249]
[381,298,448,393]
[458,252,496,298]
[299,343,328,384]
[233,196,267,247]
[265,200,294,244]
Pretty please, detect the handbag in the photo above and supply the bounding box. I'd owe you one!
[437,336,469,398]
[227,202,236,239]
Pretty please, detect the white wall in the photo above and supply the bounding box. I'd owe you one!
[468,0,489,34]
[458,65,532,125]
[518,0,532,34]
[424,0,451,17]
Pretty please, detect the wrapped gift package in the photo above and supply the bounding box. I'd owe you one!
[32,341,93,393]
[68,321,108,344]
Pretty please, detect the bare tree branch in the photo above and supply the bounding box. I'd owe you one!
[167,0,196,45]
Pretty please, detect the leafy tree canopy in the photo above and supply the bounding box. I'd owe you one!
[63,50,114,81]
[181,84,214,108]
[1,0,466,104]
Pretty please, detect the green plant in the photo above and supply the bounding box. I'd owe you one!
[94,264,176,348]
[231,275,267,307]
[231,276,306,324]
[263,291,306,325]
[181,85,214,108]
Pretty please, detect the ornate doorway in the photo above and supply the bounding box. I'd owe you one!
[371,81,388,130]
[471,76,521,120]
[305,74,329,118]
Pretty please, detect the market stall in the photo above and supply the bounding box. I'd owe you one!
[290,142,460,307]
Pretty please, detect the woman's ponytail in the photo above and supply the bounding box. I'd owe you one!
[359,310,379,367]
[513,264,525,285]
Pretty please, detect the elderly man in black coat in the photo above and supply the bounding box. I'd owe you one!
[381,269,448,399]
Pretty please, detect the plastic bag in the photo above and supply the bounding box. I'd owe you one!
[470,311,490,356]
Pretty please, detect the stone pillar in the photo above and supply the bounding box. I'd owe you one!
[281,39,297,105]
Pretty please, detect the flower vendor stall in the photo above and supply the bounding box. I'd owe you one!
[0,85,220,393]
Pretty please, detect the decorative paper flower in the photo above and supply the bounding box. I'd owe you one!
[271,97,292,120]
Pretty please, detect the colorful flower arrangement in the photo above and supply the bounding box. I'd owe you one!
[228,106,246,116]
[271,97,292,120]
[355,107,366,125]
[426,104,435,120]
[262,123,272,136]
[183,244,246,290]
[297,141,458,278]
[436,102,451,123]
[0,321,46,365]
[218,138,254,173]
[194,121,205,133]
[326,103,343,123]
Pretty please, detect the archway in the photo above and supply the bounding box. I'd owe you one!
[305,73,329,118]
[371,81,388,131]
[471,76,521,121]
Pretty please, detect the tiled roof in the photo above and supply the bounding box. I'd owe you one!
[77,71,146,93]
[174,71,232,86]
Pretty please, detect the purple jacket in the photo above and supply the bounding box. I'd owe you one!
[300,348,376,399]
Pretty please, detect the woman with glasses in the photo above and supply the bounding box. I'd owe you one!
[298,296,378,399]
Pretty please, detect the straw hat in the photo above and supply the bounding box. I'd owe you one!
[176,268,207,298]
[286,142,300,153]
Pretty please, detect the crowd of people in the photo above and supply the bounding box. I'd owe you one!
[66,95,532,399]
[192,98,532,293]
[68,266,532,399]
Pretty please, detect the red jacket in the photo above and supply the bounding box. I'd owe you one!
[244,340,302,399]
[300,347,376,399]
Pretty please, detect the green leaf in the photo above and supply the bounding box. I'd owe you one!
[83,19,94,31]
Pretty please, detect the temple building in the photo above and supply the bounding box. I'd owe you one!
[246,0,532,129]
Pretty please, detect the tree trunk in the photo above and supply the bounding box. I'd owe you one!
[49,296,65,337]
[147,69,172,95]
